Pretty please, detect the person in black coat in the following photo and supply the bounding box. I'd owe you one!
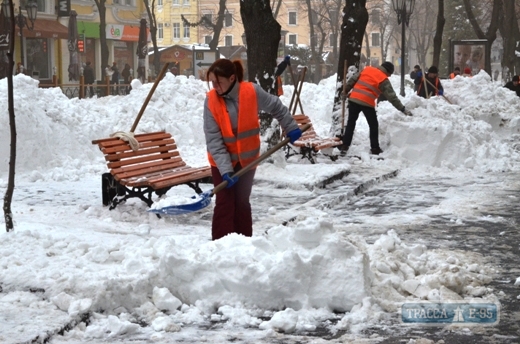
[504,75,520,97]
[83,61,95,98]
[410,65,421,91]
[111,62,120,95]
[415,66,444,98]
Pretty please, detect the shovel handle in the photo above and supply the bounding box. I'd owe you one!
[130,62,170,133]
[212,123,312,195]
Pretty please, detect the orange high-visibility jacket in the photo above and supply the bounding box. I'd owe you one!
[349,66,387,107]
[207,82,260,168]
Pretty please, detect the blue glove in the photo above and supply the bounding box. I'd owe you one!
[287,128,302,144]
[222,173,239,188]
[416,71,422,79]
[284,55,291,65]
[438,89,444,96]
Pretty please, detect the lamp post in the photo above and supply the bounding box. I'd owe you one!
[1,0,37,73]
[391,0,415,97]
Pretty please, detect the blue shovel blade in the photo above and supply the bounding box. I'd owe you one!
[147,190,214,215]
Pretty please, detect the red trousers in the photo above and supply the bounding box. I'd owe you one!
[211,165,256,240]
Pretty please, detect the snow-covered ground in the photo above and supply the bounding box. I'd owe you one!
[0,69,519,343]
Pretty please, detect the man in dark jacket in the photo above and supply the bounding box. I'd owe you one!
[83,61,95,98]
[504,75,520,97]
[111,62,119,95]
[410,65,421,91]
[340,61,412,156]
[415,66,444,98]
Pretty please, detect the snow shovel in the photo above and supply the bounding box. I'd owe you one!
[148,123,312,215]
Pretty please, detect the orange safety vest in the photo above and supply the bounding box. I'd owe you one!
[417,77,440,96]
[207,82,260,168]
[349,66,387,107]
[277,76,284,96]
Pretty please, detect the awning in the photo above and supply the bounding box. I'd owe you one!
[22,19,68,40]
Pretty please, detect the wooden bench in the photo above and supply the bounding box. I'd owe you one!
[285,114,343,164]
[92,131,212,210]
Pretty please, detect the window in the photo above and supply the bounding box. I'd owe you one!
[203,13,212,29]
[225,12,232,27]
[21,0,45,12]
[311,10,318,24]
[158,23,163,39]
[289,11,297,25]
[288,34,297,45]
[205,35,212,45]
[183,25,190,39]
[225,35,232,46]
[371,10,380,24]
[113,0,133,5]
[329,33,336,47]
[329,10,338,24]
[183,0,189,5]
[172,0,179,4]
[157,0,163,5]
[371,33,380,47]
[173,23,180,39]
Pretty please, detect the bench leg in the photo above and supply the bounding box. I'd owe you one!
[102,173,126,207]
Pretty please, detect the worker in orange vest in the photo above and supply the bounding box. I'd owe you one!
[449,67,461,79]
[340,61,412,156]
[275,55,291,96]
[204,58,301,240]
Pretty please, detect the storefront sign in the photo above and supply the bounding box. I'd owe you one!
[57,0,71,17]
[106,24,143,42]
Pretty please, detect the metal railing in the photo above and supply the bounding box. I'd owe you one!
[39,75,135,99]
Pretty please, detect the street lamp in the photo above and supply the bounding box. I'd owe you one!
[391,0,415,97]
[1,0,38,73]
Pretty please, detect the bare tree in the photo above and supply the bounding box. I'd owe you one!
[3,0,16,232]
[432,0,445,67]
[143,0,162,75]
[406,0,436,69]
[181,0,227,50]
[240,0,281,94]
[93,0,109,78]
[331,0,368,136]
[498,0,520,76]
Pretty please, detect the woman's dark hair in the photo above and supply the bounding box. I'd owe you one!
[206,59,244,87]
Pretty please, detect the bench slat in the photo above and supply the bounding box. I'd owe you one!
[92,131,170,145]
[104,143,178,161]
[111,156,185,175]
[115,160,190,182]
[146,166,211,185]
[150,168,212,190]
[121,166,211,188]
[102,138,176,155]
[107,151,181,169]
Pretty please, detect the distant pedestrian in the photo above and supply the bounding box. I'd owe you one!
[410,65,421,91]
[462,67,472,77]
[121,63,132,94]
[415,66,444,98]
[83,61,95,97]
[111,62,120,95]
[504,75,520,97]
[449,67,461,79]
[340,62,412,156]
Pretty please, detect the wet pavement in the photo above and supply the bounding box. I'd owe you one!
[254,160,520,343]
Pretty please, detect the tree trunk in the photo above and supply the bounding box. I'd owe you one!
[330,0,368,136]
[240,0,280,94]
[3,0,16,232]
[95,0,109,81]
[432,0,445,67]
[240,0,282,156]
[499,0,520,77]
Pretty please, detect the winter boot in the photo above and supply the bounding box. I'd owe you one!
[370,147,383,155]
